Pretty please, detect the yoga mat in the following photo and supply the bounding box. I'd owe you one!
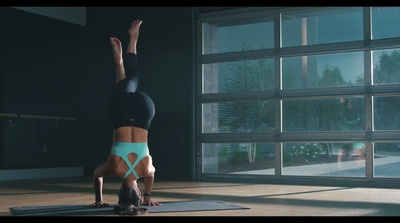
[10,200,249,216]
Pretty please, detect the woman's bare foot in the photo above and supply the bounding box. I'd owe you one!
[128,20,142,41]
[110,37,123,64]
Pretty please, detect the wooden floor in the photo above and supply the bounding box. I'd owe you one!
[0,176,399,216]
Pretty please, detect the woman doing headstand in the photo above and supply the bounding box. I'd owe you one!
[89,20,161,215]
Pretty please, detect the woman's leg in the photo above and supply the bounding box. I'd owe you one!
[122,53,139,93]
[127,20,142,54]
[110,37,126,84]
[121,20,142,93]
[110,20,141,86]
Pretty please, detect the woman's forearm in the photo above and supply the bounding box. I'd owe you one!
[93,163,106,203]
[143,174,161,206]
[144,174,154,196]
[94,176,103,203]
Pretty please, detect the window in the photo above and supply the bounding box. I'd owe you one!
[374,142,400,178]
[202,101,274,133]
[203,59,274,93]
[282,98,364,132]
[371,7,400,40]
[196,7,400,183]
[282,142,366,177]
[281,7,363,47]
[373,96,400,131]
[372,48,400,85]
[282,52,364,89]
[203,17,274,54]
[202,143,275,175]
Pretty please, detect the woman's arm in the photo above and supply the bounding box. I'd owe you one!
[142,175,161,206]
[89,162,120,208]
[142,165,161,206]
[88,163,109,207]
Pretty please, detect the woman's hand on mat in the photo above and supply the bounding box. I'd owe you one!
[88,202,110,208]
[142,199,162,206]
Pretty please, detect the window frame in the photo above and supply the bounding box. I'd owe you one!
[194,7,400,184]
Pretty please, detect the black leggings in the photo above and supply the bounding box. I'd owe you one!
[108,53,155,130]
[120,53,139,93]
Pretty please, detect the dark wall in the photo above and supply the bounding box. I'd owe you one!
[0,7,194,180]
[0,7,87,169]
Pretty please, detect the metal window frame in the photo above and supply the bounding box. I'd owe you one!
[194,7,400,185]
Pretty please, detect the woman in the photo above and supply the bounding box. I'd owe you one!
[89,20,161,215]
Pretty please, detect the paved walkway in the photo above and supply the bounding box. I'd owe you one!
[232,156,400,177]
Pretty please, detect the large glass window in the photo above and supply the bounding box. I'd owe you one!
[371,7,400,40]
[282,52,364,89]
[202,143,275,175]
[197,7,400,183]
[282,142,366,177]
[282,98,365,132]
[281,7,363,47]
[203,17,274,55]
[203,59,274,94]
[373,96,400,131]
[372,48,400,85]
[202,101,275,133]
[374,142,400,178]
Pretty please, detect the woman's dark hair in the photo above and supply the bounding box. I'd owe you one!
[114,184,148,215]
[118,184,141,207]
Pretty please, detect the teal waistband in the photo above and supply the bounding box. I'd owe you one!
[110,142,150,179]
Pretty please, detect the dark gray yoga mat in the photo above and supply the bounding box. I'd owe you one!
[10,200,249,216]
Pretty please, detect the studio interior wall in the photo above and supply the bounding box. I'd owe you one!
[0,7,194,181]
